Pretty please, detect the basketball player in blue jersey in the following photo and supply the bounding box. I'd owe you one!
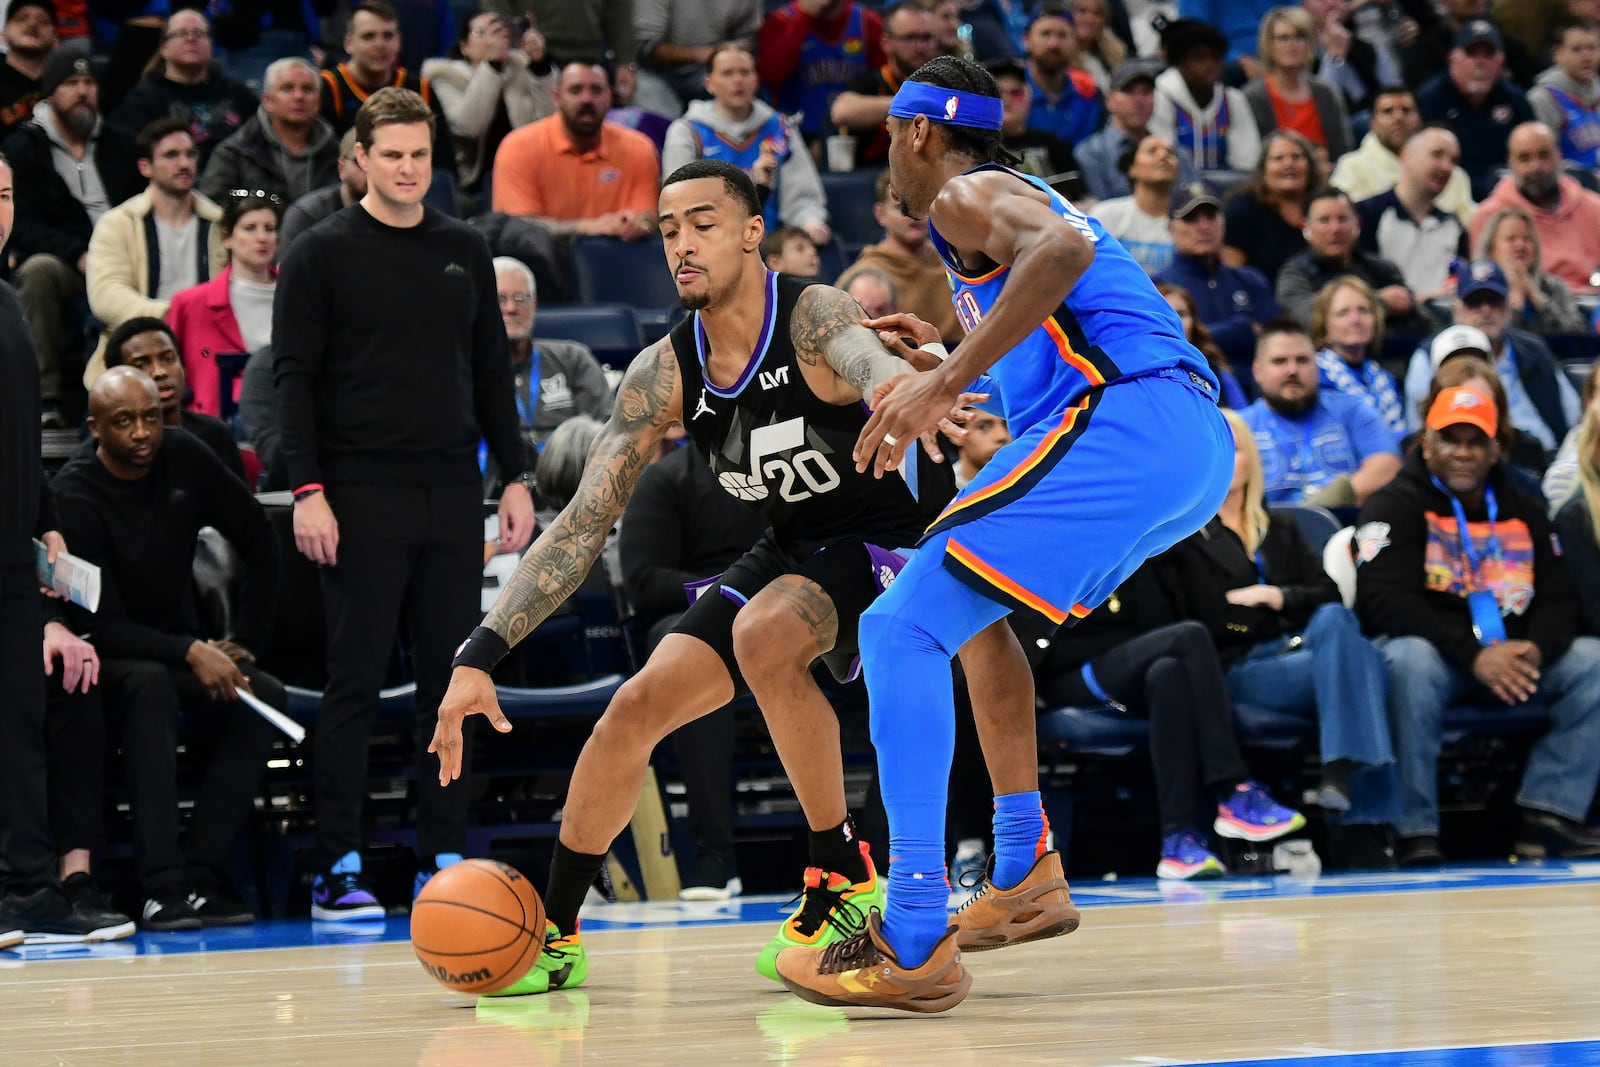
[776,56,1236,1012]
[428,159,1074,999]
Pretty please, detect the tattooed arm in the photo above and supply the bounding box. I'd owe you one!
[430,339,683,783]
[791,283,915,405]
[482,338,684,645]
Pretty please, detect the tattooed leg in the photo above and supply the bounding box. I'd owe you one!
[731,574,850,831]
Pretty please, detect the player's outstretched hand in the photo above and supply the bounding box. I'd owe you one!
[856,369,963,478]
[864,312,940,368]
[431,666,513,785]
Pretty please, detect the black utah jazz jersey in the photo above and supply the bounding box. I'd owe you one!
[668,272,952,547]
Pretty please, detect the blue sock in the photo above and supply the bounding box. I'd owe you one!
[860,542,1008,969]
[330,850,361,876]
[991,792,1046,889]
[884,860,951,968]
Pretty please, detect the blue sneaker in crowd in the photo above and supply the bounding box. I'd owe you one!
[414,852,465,899]
[312,851,385,922]
[1157,830,1226,880]
[1213,781,1307,843]
[947,839,987,909]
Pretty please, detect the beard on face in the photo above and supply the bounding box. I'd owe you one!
[1266,390,1316,417]
[1517,169,1559,202]
[57,102,97,135]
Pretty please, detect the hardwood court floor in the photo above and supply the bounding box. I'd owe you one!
[6,878,1600,1067]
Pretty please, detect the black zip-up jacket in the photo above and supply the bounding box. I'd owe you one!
[1156,513,1341,668]
[0,117,139,266]
[1355,449,1575,672]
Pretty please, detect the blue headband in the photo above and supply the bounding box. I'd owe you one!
[887,80,1003,131]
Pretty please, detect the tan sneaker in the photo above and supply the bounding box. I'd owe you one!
[775,913,971,1014]
[954,849,1080,952]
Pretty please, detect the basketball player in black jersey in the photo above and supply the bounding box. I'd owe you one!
[430,159,1052,996]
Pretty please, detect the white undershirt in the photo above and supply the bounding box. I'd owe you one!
[154,216,200,302]
[229,274,276,353]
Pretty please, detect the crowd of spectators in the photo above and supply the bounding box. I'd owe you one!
[7,0,1600,941]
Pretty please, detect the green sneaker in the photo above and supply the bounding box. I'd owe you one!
[755,843,884,983]
[480,923,588,999]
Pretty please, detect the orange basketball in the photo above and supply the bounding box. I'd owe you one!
[410,859,547,994]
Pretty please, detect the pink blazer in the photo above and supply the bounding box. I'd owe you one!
[167,265,270,417]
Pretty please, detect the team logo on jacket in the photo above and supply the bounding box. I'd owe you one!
[1353,521,1390,564]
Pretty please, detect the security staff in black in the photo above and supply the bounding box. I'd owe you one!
[432,160,1041,994]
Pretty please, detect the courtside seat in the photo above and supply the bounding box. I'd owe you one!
[1440,702,1549,742]
[819,169,885,246]
[536,303,645,368]
[496,674,627,719]
[283,682,418,727]
[1036,705,1148,757]
[571,236,681,311]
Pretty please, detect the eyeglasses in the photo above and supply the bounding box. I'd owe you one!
[228,188,284,205]
[498,293,533,306]
[164,27,208,41]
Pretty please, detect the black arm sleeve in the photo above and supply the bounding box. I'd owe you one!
[272,235,329,490]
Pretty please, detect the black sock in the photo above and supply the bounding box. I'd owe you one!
[807,817,869,885]
[545,841,607,937]
[1322,758,1354,795]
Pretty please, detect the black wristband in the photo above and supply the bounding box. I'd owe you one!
[452,626,510,673]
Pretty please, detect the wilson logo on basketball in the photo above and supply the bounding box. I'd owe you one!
[420,961,493,986]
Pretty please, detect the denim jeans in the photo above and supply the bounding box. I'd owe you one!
[1377,634,1600,837]
[1226,603,1398,825]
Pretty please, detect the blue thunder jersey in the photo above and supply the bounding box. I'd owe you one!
[772,3,867,139]
[929,163,1218,436]
[685,113,791,230]
[1542,85,1600,169]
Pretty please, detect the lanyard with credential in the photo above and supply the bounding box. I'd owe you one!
[517,347,544,453]
[1429,474,1508,645]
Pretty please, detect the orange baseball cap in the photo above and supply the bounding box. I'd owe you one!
[1425,385,1498,439]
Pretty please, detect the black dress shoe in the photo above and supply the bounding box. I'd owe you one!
[1397,835,1444,867]
[1515,811,1600,859]
[3,883,135,943]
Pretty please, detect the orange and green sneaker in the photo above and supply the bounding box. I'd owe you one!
[755,846,884,983]
[480,923,588,999]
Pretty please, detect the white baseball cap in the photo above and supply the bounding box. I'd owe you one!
[1428,324,1492,372]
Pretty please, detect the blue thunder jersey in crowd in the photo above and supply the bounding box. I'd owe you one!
[771,3,868,139]
[685,114,791,230]
[928,163,1218,435]
[667,272,952,547]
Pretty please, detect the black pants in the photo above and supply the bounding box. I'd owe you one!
[101,657,281,889]
[315,483,483,865]
[0,566,55,896]
[45,672,105,855]
[654,614,738,869]
[1045,622,1249,837]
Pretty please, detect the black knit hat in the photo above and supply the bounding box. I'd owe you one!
[39,50,94,97]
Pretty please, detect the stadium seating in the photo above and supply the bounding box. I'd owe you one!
[819,169,885,246]
[571,237,681,338]
[537,304,647,368]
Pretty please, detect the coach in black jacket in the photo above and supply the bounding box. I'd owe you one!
[1,51,139,417]
[1356,384,1600,863]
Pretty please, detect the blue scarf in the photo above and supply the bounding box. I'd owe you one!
[1316,348,1405,437]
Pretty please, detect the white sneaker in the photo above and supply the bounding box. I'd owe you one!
[679,876,742,902]
[0,927,22,951]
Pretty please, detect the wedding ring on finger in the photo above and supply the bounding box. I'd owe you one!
[882,434,899,447]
